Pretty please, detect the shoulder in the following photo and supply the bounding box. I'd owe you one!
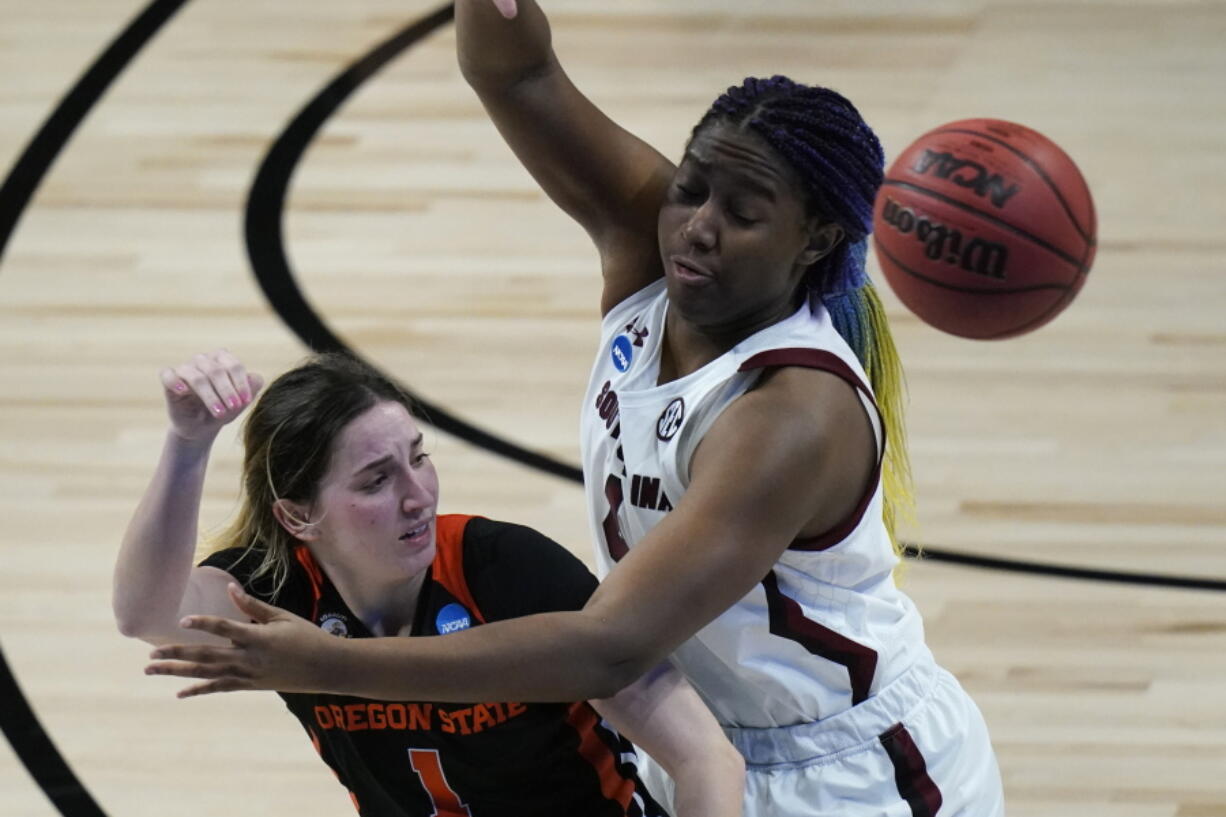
[459,517,599,621]
[197,545,308,610]
[733,365,871,444]
[199,546,261,585]
[461,516,564,556]
[461,517,592,582]
[691,366,875,503]
[682,365,877,541]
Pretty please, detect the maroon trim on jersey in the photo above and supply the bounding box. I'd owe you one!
[739,347,884,552]
[880,723,943,817]
[761,571,877,704]
[565,702,636,814]
[433,514,487,624]
[739,348,869,391]
[293,545,326,623]
[602,476,629,562]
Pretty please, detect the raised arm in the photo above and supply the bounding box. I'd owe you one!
[592,662,744,817]
[113,350,262,646]
[146,367,875,701]
[457,0,674,314]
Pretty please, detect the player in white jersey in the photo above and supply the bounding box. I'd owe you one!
[585,277,1001,814]
[147,2,1004,814]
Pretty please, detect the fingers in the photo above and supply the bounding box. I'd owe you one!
[145,648,251,678]
[177,678,253,699]
[163,348,258,421]
[227,582,281,624]
[146,656,257,699]
[173,613,253,644]
[246,372,265,401]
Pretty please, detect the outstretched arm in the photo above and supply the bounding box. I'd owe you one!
[113,350,262,645]
[146,368,875,701]
[592,662,744,817]
[457,0,673,314]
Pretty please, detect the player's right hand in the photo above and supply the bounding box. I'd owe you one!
[160,349,264,443]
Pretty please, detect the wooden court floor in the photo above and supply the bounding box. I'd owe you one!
[1,1,1223,815]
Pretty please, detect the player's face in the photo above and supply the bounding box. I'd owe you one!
[308,400,439,582]
[658,123,829,335]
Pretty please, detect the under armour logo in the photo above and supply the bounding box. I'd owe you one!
[624,319,650,348]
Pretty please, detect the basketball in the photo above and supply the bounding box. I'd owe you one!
[871,119,1096,339]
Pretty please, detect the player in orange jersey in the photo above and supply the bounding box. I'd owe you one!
[114,348,742,817]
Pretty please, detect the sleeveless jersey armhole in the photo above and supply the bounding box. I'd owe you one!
[738,348,885,552]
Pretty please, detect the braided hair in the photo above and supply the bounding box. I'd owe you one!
[693,75,914,552]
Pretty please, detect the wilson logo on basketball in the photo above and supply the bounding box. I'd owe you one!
[879,197,1009,280]
[911,149,1021,209]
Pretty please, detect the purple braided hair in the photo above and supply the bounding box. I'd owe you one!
[692,75,885,301]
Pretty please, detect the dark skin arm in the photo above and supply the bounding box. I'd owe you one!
[147,368,876,702]
[456,0,674,314]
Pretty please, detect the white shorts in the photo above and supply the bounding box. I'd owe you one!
[637,659,1003,816]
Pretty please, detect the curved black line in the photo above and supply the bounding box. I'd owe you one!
[903,545,1226,592]
[0,2,1218,814]
[881,179,1084,270]
[0,644,107,817]
[246,6,1224,597]
[927,127,1094,245]
[244,2,583,483]
[0,0,190,268]
[0,0,191,810]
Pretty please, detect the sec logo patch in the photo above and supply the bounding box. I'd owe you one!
[657,397,685,441]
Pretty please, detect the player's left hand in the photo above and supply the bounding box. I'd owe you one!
[145,583,339,698]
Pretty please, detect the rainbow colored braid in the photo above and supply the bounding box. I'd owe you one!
[695,75,915,553]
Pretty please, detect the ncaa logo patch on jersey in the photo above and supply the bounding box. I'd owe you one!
[610,335,634,372]
[319,613,350,638]
[657,397,685,441]
[435,603,472,635]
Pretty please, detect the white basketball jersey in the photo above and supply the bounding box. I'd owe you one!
[581,279,932,729]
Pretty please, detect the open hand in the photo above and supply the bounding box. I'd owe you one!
[161,349,264,443]
[146,583,340,698]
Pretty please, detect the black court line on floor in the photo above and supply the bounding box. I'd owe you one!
[0,3,189,814]
[1,3,1224,817]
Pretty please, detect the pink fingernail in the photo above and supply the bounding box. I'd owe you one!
[175,383,188,393]
[213,405,224,415]
[226,397,238,409]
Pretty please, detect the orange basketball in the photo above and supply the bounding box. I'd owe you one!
[872,119,1096,339]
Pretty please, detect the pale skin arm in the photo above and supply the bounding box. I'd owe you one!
[112,350,262,646]
[592,662,745,817]
[145,367,875,702]
[456,0,674,314]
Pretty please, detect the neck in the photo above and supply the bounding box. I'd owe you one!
[320,559,428,638]
[660,299,798,383]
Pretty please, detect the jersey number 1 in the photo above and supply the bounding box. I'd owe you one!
[408,749,473,817]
